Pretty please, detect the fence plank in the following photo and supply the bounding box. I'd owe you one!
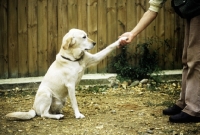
[117,0,127,56]
[47,0,58,66]
[87,0,98,73]
[155,4,165,69]
[164,1,174,69]
[117,0,126,35]
[126,0,137,66]
[135,0,142,45]
[0,0,8,78]
[28,0,38,76]
[58,0,68,51]
[38,0,48,75]
[77,0,87,32]
[8,0,18,78]
[145,0,156,42]
[174,15,184,69]
[107,0,117,72]
[97,0,107,73]
[145,1,155,39]
[18,0,28,77]
[68,0,78,29]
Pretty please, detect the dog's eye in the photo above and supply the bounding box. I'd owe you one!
[83,36,86,39]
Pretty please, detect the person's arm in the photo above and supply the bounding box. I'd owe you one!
[119,10,157,46]
[119,0,166,46]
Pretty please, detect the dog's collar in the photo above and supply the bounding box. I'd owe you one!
[61,55,83,62]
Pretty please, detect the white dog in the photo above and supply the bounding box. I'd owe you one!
[6,29,127,120]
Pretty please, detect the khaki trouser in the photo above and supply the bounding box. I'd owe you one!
[176,15,200,117]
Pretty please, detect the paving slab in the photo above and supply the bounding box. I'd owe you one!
[151,69,182,82]
[0,74,117,90]
[0,70,182,90]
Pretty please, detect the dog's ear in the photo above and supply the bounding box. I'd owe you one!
[62,36,75,50]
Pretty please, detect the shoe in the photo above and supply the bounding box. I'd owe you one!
[163,105,182,115]
[169,111,200,123]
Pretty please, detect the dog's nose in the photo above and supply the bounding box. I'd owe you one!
[93,42,96,46]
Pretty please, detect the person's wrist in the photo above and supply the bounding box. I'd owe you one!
[129,32,136,42]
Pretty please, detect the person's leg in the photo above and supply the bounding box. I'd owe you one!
[175,19,190,109]
[181,15,200,117]
[163,19,189,115]
[170,15,200,123]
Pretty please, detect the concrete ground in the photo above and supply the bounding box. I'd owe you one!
[0,70,182,90]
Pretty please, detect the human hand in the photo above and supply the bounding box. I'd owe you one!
[118,32,134,47]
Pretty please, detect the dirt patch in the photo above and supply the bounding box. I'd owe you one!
[0,83,200,135]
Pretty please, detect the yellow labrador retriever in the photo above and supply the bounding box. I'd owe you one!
[6,28,127,120]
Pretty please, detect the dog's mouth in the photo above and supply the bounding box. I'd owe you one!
[85,48,92,51]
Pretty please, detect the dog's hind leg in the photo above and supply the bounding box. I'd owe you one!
[34,90,64,120]
[41,111,64,120]
[50,97,66,114]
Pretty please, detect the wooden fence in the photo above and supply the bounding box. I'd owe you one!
[0,0,184,79]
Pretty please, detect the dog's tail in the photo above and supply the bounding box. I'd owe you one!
[5,109,36,120]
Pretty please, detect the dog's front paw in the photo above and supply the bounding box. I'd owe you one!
[75,113,85,119]
[118,37,128,44]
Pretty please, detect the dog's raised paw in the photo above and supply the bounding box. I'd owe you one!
[118,37,128,42]
[115,37,128,46]
[75,113,85,119]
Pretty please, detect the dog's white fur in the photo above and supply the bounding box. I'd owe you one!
[6,29,127,120]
